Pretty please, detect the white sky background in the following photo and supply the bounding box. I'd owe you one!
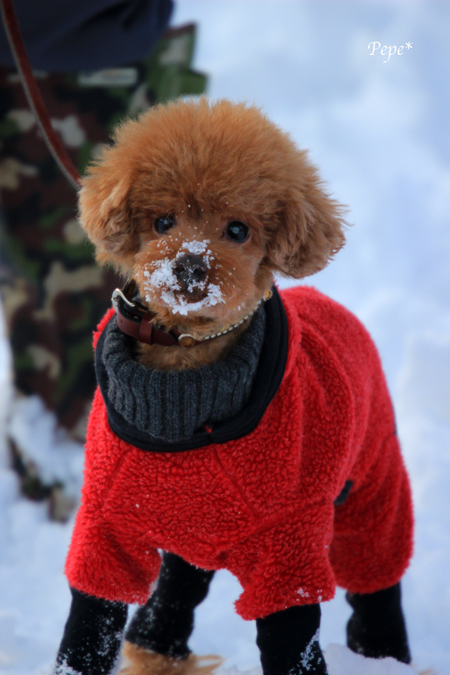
[1,2,449,674]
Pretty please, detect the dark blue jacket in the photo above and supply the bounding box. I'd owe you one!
[0,0,173,71]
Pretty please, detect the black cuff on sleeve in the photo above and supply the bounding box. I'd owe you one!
[126,552,214,659]
[56,587,128,675]
[256,604,327,675]
[346,582,411,664]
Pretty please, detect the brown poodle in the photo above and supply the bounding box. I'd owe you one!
[54,99,414,675]
[79,98,345,370]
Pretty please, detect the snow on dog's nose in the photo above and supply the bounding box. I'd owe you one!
[142,239,225,316]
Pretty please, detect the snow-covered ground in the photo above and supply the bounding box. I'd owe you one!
[1,2,449,674]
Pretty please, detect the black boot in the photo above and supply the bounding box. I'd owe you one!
[125,552,214,659]
[256,604,328,675]
[56,587,128,675]
[346,582,411,663]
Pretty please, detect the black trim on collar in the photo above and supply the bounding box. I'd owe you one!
[95,286,288,453]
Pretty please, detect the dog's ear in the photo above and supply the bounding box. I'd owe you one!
[267,179,347,279]
[78,160,138,268]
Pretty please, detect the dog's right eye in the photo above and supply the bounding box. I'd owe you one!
[155,215,175,234]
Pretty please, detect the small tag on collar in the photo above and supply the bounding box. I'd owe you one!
[178,334,197,348]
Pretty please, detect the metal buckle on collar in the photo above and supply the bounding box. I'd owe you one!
[111,288,136,314]
[112,280,148,321]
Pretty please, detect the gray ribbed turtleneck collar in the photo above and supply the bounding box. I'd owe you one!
[99,308,266,443]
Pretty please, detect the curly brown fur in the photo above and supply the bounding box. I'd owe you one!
[79,98,347,369]
[120,641,223,675]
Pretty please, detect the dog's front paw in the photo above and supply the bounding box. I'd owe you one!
[120,642,223,675]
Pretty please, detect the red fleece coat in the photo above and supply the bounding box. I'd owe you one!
[66,286,413,621]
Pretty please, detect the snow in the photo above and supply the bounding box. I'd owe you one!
[53,662,81,675]
[1,2,449,674]
[180,240,212,256]
[8,396,84,497]
[300,629,321,671]
[142,239,225,315]
[323,645,415,675]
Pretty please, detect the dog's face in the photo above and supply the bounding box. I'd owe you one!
[79,99,346,334]
[132,209,271,333]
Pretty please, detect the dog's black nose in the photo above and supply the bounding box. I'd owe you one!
[173,254,208,285]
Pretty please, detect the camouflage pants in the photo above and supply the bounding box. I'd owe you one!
[0,25,207,439]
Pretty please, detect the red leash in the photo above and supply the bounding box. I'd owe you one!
[0,0,81,190]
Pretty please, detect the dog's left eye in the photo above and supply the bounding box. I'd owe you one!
[226,221,249,243]
[155,214,175,234]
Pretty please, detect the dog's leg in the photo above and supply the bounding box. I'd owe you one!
[55,587,128,675]
[346,582,411,663]
[256,604,327,675]
[125,552,214,659]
